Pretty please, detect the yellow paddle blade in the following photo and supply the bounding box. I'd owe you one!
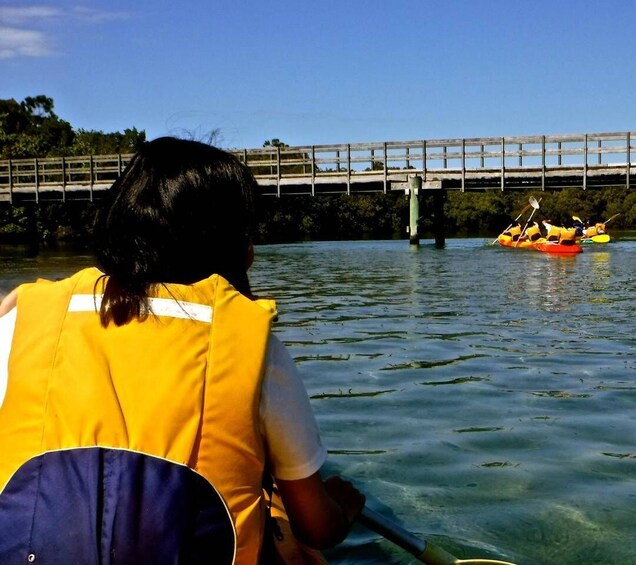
[419,543,518,564]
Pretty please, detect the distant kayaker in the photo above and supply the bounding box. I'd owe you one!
[584,222,606,237]
[502,222,522,241]
[522,221,543,242]
[542,220,561,242]
[0,137,364,564]
[558,227,578,246]
[572,216,585,237]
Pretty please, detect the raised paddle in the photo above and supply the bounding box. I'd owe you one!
[490,200,534,245]
[602,213,620,225]
[358,506,518,565]
[514,196,541,247]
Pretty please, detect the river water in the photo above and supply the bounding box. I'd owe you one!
[1,237,635,565]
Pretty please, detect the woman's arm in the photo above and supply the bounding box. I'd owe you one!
[261,336,365,547]
[276,472,365,549]
[0,288,18,317]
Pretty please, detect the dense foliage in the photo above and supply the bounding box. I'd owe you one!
[1,96,634,245]
[0,95,146,159]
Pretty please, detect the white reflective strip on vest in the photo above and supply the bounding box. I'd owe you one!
[68,295,213,323]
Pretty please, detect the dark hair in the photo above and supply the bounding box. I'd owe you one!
[93,137,257,326]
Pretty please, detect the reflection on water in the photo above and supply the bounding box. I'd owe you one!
[2,239,636,564]
[249,239,636,565]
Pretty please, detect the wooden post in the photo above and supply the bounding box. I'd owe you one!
[8,159,13,204]
[433,191,446,249]
[422,140,427,181]
[408,175,421,246]
[583,134,588,191]
[541,136,546,191]
[311,146,315,196]
[461,138,466,192]
[62,156,67,203]
[346,144,351,195]
[500,137,505,191]
[34,158,39,204]
[383,142,388,193]
[276,145,281,195]
[627,132,631,190]
[89,155,94,201]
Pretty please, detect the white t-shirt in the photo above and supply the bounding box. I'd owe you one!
[0,306,325,482]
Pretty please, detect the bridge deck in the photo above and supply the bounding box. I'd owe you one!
[1,131,633,203]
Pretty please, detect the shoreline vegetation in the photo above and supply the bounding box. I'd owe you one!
[2,95,635,246]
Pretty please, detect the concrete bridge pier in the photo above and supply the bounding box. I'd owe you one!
[408,176,421,245]
[407,176,446,248]
[433,191,446,248]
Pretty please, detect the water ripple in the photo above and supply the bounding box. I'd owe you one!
[381,354,488,371]
[311,389,398,400]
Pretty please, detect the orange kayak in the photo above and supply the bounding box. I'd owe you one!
[534,241,582,254]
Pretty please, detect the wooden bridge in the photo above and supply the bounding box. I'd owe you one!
[0,131,633,204]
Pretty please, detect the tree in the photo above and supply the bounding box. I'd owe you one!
[71,127,146,155]
[263,139,288,148]
[21,95,56,119]
[0,95,147,243]
[0,95,74,158]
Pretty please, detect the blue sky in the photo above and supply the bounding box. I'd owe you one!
[1,1,635,149]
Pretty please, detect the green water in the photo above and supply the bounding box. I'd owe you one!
[2,237,635,564]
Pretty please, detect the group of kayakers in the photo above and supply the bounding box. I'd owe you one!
[501,219,578,246]
[499,216,610,247]
[571,216,609,239]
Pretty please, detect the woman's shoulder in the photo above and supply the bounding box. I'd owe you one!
[266,334,297,374]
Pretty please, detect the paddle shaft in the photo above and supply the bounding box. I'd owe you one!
[358,507,458,564]
[514,198,541,247]
[603,213,620,225]
[491,203,532,245]
[358,506,519,565]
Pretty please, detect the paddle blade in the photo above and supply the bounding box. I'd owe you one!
[529,196,540,209]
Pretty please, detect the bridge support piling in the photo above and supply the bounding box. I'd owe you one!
[408,176,421,245]
[433,191,446,248]
[22,204,40,251]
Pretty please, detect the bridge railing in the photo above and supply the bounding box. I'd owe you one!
[234,132,633,194]
[0,154,130,202]
[240,133,633,173]
[0,131,633,202]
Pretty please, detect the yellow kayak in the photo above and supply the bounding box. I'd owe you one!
[497,234,543,249]
[579,234,611,244]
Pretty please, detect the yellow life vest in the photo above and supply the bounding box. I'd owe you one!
[525,223,542,241]
[503,224,522,240]
[559,227,577,245]
[0,267,277,564]
[545,224,561,241]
